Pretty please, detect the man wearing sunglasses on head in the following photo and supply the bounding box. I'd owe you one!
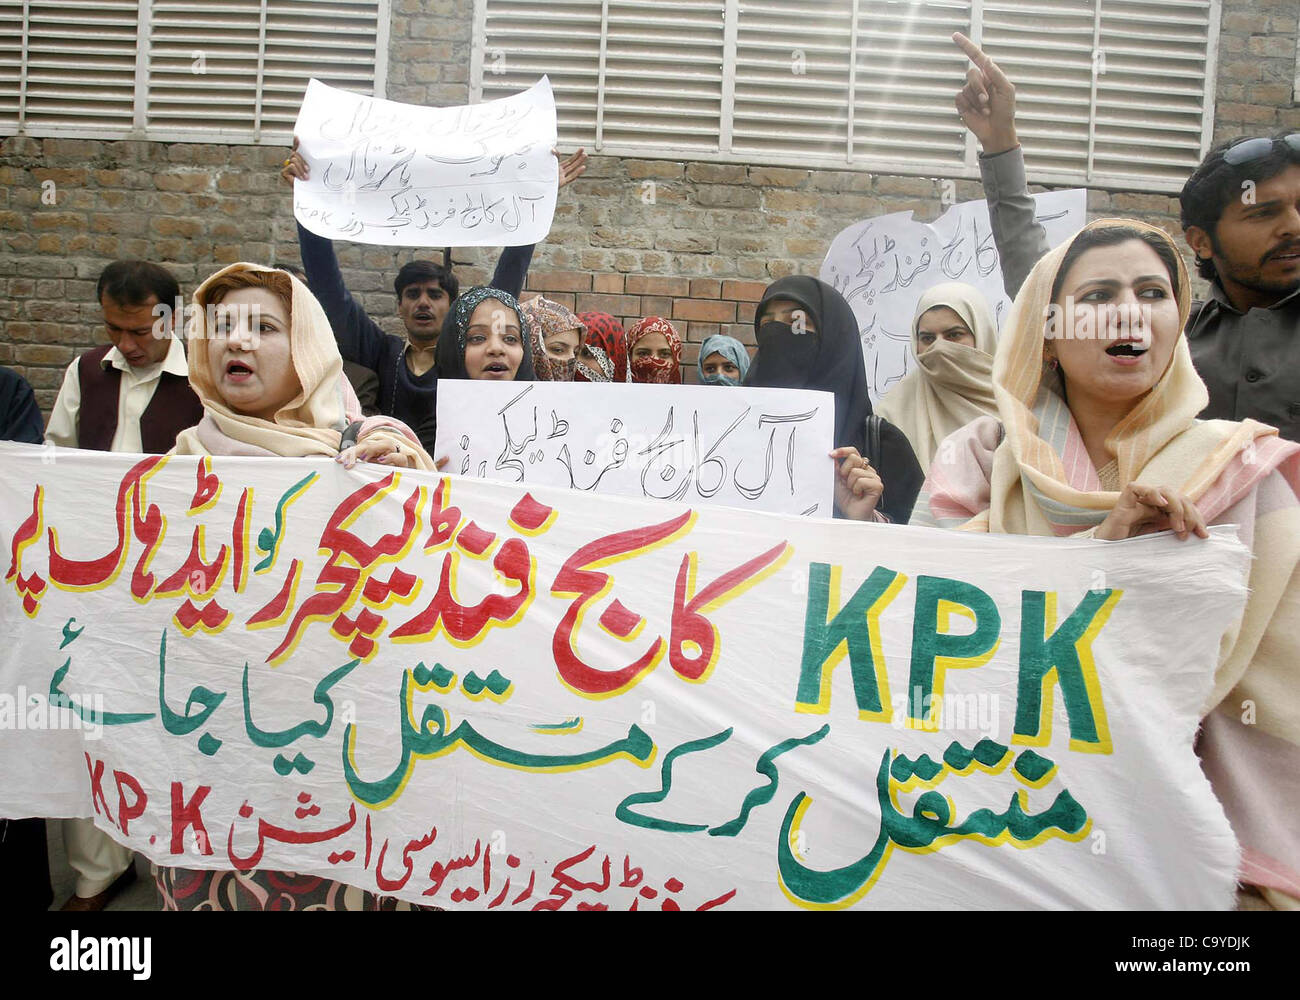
[1179,134,1300,438]
[953,32,1300,442]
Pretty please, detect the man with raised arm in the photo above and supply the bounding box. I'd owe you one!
[952,32,1300,441]
[280,143,587,450]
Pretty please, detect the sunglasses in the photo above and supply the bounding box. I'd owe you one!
[1222,133,1300,166]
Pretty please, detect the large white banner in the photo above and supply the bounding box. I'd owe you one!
[821,192,1087,404]
[436,381,837,517]
[292,77,558,247]
[0,445,1249,909]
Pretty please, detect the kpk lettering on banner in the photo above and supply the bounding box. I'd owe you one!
[821,191,1087,404]
[0,445,1250,909]
[435,381,837,517]
[292,77,559,247]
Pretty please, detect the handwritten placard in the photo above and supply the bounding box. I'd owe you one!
[0,445,1249,909]
[435,381,836,517]
[292,77,559,247]
[821,191,1086,404]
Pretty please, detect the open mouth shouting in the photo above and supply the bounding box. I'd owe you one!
[479,360,511,378]
[1104,340,1149,365]
[225,359,255,382]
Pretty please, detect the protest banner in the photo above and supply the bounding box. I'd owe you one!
[0,444,1249,909]
[435,381,836,516]
[292,77,558,247]
[821,191,1087,404]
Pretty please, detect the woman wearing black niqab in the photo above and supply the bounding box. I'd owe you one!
[745,276,923,522]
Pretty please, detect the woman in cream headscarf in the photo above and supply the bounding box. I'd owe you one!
[912,218,1300,909]
[174,262,433,471]
[875,282,998,469]
[162,262,430,910]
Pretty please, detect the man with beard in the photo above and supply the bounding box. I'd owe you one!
[281,143,586,451]
[1178,138,1300,439]
[953,32,1300,442]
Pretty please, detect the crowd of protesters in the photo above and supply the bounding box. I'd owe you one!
[1,32,1297,911]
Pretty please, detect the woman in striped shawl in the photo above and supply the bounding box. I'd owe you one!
[911,219,1300,909]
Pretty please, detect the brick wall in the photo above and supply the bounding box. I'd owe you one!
[1,0,1296,413]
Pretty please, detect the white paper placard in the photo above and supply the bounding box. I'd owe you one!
[435,381,836,517]
[292,77,559,247]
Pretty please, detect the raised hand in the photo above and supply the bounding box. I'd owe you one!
[280,136,309,185]
[554,147,588,190]
[1094,483,1210,542]
[952,32,1019,155]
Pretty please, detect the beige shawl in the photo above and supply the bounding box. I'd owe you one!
[876,282,998,469]
[173,263,431,468]
[910,219,1300,906]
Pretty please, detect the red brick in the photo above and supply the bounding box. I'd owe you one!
[575,293,641,315]
[154,173,212,193]
[765,189,821,212]
[749,166,811,188]
[15,343,74,365]
[655,232,717,253]
[672,299,735,323]
[23,366,66,390]
[30,212,83,231]
[685,163,747,184]
[722,280,768,302]
[639,295,672,316]
[722,323,756,346]
[625,275,690,296]
[682,322,720,342]
[625,159,685,180]
[689,278,721,298]
[530,270,592,293]
[592,273,624,294]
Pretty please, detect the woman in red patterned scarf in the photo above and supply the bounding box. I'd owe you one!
[574,311,630,383]
[627,316,682,384]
